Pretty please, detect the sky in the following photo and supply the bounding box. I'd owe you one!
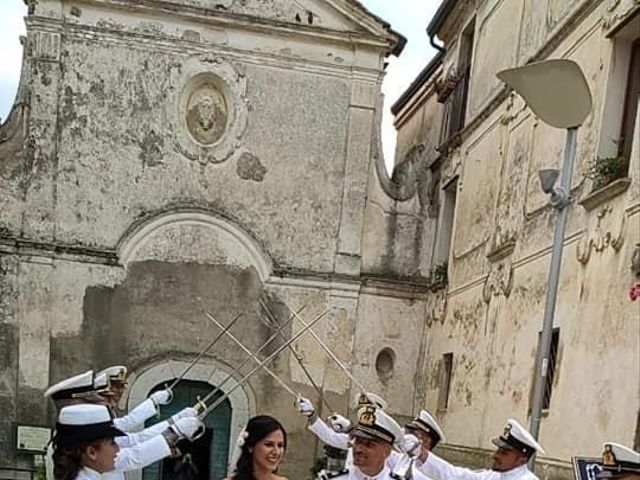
[0,0,440,171]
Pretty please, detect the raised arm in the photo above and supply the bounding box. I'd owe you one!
[416,451,499,480]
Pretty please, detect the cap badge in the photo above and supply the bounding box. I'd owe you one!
[503,423,512,438]
[359,406,376,427]
[602,445,617,466]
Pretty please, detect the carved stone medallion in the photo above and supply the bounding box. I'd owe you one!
[185,85,227,145]
[172,56,248,165]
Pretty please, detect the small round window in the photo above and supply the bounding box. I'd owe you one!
[375,348,395,379]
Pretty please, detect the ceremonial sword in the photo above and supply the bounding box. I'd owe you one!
[283,302,415,460]
[284,302,368,394]
[197,307,331,420]
[204,312,298,399]
[191,304,306,413]
[259,298,335,412]
[166,311,245,394]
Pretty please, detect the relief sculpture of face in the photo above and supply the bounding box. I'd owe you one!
[186,85,227,145]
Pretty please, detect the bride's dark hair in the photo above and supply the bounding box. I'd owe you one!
[232,415,287,480]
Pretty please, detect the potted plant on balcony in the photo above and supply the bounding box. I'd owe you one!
[587,155,628,191]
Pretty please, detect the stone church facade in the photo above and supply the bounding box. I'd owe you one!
[389,0,640,477]
[0,0,439,478]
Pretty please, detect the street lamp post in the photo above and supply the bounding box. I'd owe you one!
[496,59,593,460]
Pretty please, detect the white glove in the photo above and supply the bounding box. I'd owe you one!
[402,433,422,458]
[295,396,315,417]
[328,414,351,433]
[150,389,172,406]
[171,417,204,440]
[170,407,198,423]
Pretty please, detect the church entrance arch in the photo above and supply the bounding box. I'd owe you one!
[142,380,231,480]
[127,360,252,480]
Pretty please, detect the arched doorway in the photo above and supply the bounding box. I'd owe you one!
[142,380,232,480]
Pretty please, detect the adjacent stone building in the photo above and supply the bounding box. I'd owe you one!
[0,0,439,478]
[389,0,640,477]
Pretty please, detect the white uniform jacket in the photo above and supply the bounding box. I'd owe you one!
[104,435,172,480]
[113,399,157,432]
[329,464,403,480]
[115,421,169,449]
[308,418,431,480]
[416,452,539,480]
[75,467,104,480]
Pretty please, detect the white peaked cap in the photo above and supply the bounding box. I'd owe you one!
[93,372,108,389]
[601,442,640,473]
[406,409,446,444]
[44,370,94,400]
[354,391,388,411]
[351,405,403,445]
[96,365,127,381]
[54,404,124,447]
[58,403,112,425]
[491,418,545,455]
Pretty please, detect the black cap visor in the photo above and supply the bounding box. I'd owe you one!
[53,421,125,448]
[406,419,442,444]
[492,436,533,455]
[350,425,394,445]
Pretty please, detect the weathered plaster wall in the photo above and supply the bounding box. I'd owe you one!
[394,0,640,474]
[0,0,423,475]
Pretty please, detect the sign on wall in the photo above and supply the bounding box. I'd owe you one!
[14,424,52,453]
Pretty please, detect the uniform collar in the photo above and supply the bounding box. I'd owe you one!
[78,467,103,480]
[352,463,392,479]
[501,464,532,479]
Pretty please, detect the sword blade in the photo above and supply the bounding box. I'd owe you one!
[200,307,331,419]
[167,311,244,391]
[194,304,306,408]
[258,298,335,412]
[285,302,367,394]
[204,311,298,398]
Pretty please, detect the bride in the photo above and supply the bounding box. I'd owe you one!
[224,415,288,480]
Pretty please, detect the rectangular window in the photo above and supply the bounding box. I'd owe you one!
[619,38,640,165]
[597,13,639,186]
[434,177,458,268]
[438,352,454,411]
[542,328,560,410]
[438,19,474,147]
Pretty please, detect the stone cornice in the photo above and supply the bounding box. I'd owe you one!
[58,0,395,55]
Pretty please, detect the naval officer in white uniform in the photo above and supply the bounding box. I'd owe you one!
[404,410,445,456]
[297,394,429,479]
[51,403,126,480]
[328,404,409,480]
[44,369,202,480]
[415,419,544,480]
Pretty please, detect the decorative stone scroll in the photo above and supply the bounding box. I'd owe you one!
[577,206,626,264]
[172,56,248,164]
[482,261,514,304]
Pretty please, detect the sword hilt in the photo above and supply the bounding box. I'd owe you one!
[194,396,207,415]
[191,422,206,441]
[165,385,174,404]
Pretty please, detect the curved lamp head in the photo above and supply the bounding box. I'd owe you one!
[497,59,592,128]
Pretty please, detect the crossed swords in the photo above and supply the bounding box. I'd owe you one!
[161,299,370,432]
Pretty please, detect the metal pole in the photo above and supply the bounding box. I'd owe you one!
[529,127,578,460]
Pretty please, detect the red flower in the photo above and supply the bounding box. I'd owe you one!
[630,284,640,302]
